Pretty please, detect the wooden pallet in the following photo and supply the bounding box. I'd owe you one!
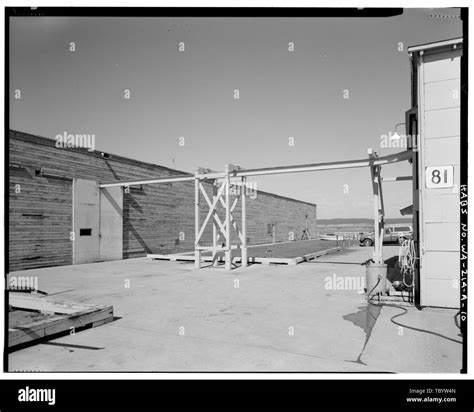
[294,247,341,263]
[368,290,415,306]
[8,293,114,348]
[147,246,341,266]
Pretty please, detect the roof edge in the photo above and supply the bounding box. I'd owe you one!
[407,37,463,53]
[9,129,317,208]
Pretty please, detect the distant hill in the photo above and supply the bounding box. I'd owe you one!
[317,217,412,225]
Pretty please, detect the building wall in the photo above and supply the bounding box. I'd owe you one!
[416,44,462,308]
[8,130,317,271]
[9,166,72,270]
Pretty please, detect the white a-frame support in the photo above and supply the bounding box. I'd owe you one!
[194,164,248,271]
[369,151,385,264]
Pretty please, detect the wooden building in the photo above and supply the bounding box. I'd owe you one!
[8,130,317,271]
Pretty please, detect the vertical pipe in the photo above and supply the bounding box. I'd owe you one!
[315,205,318,240]
[241,177,248,268]
[412,135,420,307]
[212,180,218,266]
[194,175,201,269]
[225,165,232,271]
[371,166,381,264]
[377,169,385,261]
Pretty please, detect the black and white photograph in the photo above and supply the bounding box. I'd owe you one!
[3,5,468,383]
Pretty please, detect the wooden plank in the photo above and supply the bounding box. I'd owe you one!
[9,293,101,315]
[91,317,114,328]
[148,253,297,265]
[148,254,196,262]
[8,299,113,348]
[375,294,414,307]
[294,247,341,263]
[149,245,340,265]
[255,257,296,265]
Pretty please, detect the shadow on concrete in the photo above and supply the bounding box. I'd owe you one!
[343,304,382,365]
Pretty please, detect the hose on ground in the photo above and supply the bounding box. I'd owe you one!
[370,302,462,344]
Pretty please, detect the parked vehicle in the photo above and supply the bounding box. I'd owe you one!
[359,225,413,247]
[320,234,339,241]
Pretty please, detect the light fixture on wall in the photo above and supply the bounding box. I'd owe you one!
[123,184,144,192]
[100,152,112,159]
[390,122,406,142]
[35,167,70,179]
[9,163,26,170]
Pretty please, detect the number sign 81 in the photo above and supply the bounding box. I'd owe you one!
[425,166,454,189]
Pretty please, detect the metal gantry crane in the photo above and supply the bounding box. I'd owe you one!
[100,149,413,271]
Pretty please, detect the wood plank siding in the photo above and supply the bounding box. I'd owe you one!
[8,130,317,271]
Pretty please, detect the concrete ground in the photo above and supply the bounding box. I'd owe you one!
[8,246,462,373]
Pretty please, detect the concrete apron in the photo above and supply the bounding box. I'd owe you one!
[8,247,461,372]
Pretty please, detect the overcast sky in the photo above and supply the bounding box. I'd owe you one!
[9,9,462,218]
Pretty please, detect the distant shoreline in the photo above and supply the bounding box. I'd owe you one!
[317,218,412,225]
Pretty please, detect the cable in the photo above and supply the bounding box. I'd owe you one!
[399,239,416,288]
[370,302,462,344]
